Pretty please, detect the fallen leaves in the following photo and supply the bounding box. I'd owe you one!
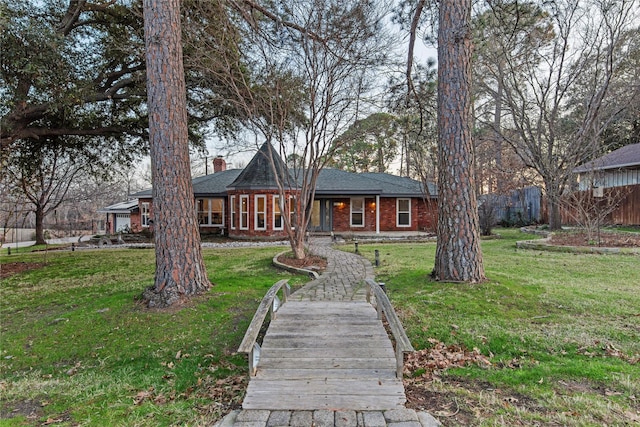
[404,338,492,383]
[133,387,174,406]
[577,341,639,364]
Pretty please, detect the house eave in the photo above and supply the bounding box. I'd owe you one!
[574,162,640,173]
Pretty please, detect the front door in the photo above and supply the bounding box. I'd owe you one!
[310,199,332,232]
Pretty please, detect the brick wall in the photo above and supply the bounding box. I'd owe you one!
[331,196,437,232]
[133,194,438,237]
[227,190,297,239]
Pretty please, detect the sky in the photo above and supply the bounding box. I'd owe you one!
[202,38,439,173]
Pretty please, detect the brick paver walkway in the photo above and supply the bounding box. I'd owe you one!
[214,238,440,427]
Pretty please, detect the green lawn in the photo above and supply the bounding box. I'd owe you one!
[354,229,640,426]
[0,246,307,426]
[1,230,639,426]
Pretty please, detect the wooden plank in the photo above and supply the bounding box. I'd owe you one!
[257,347,396,359]
[255,368,397,380]
[246,379,404,395]
[243,379,405,410]
[241,298,408,411]
[242,394,405,411]
[260,339,390,349]
[258,357,397,369]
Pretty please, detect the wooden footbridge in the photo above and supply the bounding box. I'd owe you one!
[238,279,414,411]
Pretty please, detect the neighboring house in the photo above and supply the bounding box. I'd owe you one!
[571,143,640,225]
[98,199,141,234]
[573,143,640,190]
[126,142,437,238]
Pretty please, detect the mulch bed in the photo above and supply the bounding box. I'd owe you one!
[276,254,327,272]
[548,231,640,248]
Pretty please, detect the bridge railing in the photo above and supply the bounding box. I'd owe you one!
[237,279,291,376]
[365,278,415,378]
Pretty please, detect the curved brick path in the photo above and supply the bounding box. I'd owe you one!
[214,238,441,427]
[289,237,374,301]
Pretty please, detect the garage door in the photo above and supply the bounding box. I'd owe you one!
[115,214,131,232]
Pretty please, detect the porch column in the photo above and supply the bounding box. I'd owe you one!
[376,195,380,234]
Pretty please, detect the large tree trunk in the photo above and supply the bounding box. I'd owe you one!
[34,205,46,245]
[142,0,211,308]
[434,0,485,283]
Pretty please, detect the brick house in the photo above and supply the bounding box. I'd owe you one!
[122,142,437,238]
[98,199,141,234]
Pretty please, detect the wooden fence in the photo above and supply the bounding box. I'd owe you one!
[560,184,640,226]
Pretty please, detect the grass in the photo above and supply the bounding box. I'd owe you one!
[354,228,640,426]
[0,246,307,426]
[2,230,639,426]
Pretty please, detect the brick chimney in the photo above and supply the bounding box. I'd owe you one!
[213,156,226,173]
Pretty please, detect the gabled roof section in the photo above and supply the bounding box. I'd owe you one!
[227,142,292,190]
[97,199,139,214]
[573,143,640,173]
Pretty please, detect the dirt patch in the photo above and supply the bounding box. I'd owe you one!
[405,377,550,426]
[0,398,44,422]
[0,262,46,279]
[549,231,640,248]
[276,254,327,273]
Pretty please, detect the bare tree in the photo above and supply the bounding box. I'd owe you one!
[215,0,393,259]
[477,0,639,230]
[141,0,211,307]
[5,141,88,244]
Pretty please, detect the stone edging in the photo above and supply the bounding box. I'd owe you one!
[516,239,639,255]
[516,227,639,255]
[272,250,320,279]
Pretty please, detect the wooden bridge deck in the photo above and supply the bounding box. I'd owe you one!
[242,300,406,411]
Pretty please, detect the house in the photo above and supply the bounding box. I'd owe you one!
[127,142,437,238]
[571,143,640,225]
[98,199,141,234]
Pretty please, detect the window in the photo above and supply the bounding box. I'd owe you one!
[230,196,236,230]
[240,195,249,230]
[255,195,266,230]
[397,198,411,227]
[197,199,210,225]
[196,198,224,226]
[211,199,223,226]
[273,195,283,230]
[141,202,150,227]
[350,197,364,227]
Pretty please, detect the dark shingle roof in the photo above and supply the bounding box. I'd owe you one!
[573,143,640,173]
[313,169,433,197]
[130,145,436,199]
[227,142,291,190]
[360,172,437,197]
[131,169,242,198]
[315,169,382,195]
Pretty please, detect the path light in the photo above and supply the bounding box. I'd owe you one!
[375,249,380,266]
[354,239,359,254]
